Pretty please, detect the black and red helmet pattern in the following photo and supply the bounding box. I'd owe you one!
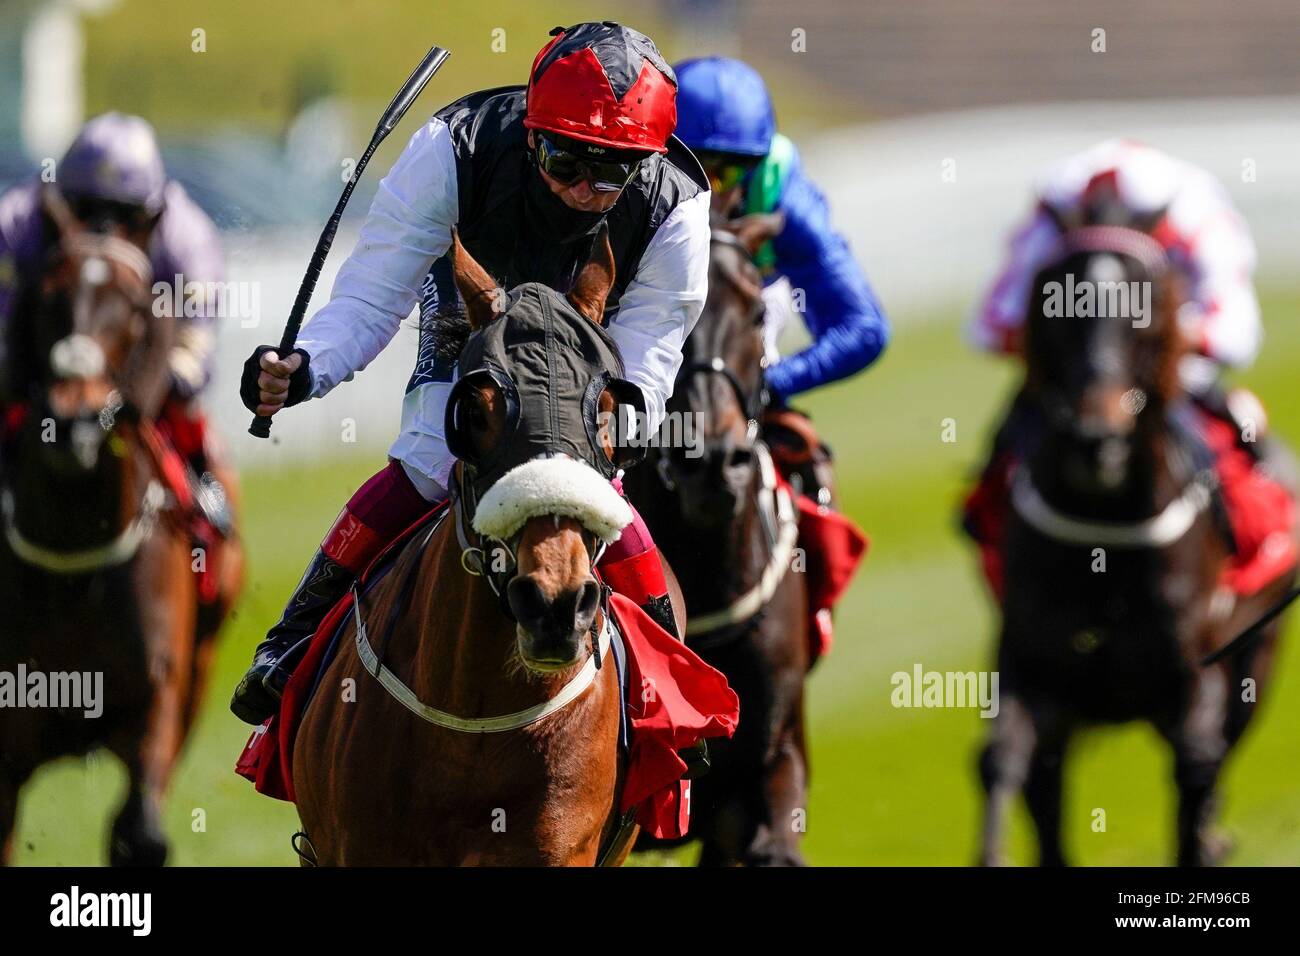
[525,22,678,155]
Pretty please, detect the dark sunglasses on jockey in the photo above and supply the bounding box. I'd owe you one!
[533,132,645,193]
[64,192,157,233]
[694,150,762,194]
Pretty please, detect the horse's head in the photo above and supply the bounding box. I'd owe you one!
[1024,224,1186,493]
[27,186,172,477]
[443,227,644,670]
[661,213,783,527]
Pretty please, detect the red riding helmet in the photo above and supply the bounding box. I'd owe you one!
[525,22,677,155]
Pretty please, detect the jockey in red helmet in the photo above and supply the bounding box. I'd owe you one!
[962,140,1295,602]
[232,23,711,726]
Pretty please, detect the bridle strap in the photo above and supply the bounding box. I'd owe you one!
[1,480,165,573]
[678,356,764,424]
[354,591,612,733]
[353,465,614,732]
[1010,468,1212,548]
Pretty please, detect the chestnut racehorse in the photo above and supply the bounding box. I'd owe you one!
[0,188,242,865]
[978,224,1297,866]
[293,232,683,865]
[623,215,811,866]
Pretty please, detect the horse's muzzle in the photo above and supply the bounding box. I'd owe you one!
[508,575,602,669]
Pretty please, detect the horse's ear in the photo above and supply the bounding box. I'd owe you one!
[567,224,615,325]
[450,228,500,329]
[731,211,785,257]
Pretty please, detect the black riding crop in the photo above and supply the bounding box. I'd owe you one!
[248,44,451,438]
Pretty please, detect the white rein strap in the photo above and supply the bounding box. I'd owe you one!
[355,601,612,734]
[2,481,165,573]
[687,443,800,637]
[1011,469,1211,548]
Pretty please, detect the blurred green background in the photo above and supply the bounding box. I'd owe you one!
[5,0,1298,865]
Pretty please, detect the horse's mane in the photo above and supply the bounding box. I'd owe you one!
[423,306,473,363]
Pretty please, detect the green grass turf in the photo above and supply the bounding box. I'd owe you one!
[11,290,1300,865]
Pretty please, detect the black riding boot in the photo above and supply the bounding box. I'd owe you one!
[229,550,354,725]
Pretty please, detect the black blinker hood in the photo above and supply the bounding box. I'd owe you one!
[445,282,645,502]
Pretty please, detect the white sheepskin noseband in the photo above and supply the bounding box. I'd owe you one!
[471,456,632,544]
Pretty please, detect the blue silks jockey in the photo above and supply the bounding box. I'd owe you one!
[673,56,885,659]
[673,55,890,408]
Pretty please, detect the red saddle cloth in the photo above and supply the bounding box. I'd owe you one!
[962,409,1298,601]
[780,474,869,661]
[235,528,739,842]
[1200,415,1298,595]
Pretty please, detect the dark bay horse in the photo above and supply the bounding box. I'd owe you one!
[978,224,1297,866]
[622,215,811,866]
[293,232,683,865]
[0,188,241,865]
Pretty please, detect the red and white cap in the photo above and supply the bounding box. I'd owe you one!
[525,22,677,155]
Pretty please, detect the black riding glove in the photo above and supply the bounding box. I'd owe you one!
[240,346,312,414]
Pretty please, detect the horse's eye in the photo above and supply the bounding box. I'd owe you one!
[467,398,487,428]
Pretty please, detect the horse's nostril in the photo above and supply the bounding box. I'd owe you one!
[507,577,549,623]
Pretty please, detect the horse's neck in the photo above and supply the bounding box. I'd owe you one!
[388,517,599,718]
[660,459,768,608]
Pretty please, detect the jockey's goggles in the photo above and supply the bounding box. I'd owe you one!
[64,193,156,233]
[534,133,644,193]
[696,151,762,194]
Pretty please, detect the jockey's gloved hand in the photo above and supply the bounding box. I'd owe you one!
[240,346,312,417]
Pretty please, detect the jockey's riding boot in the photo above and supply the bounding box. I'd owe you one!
[229,549,354,725]
[638,592,680,639]
[158,396,236,537]
[230,459,439,725]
